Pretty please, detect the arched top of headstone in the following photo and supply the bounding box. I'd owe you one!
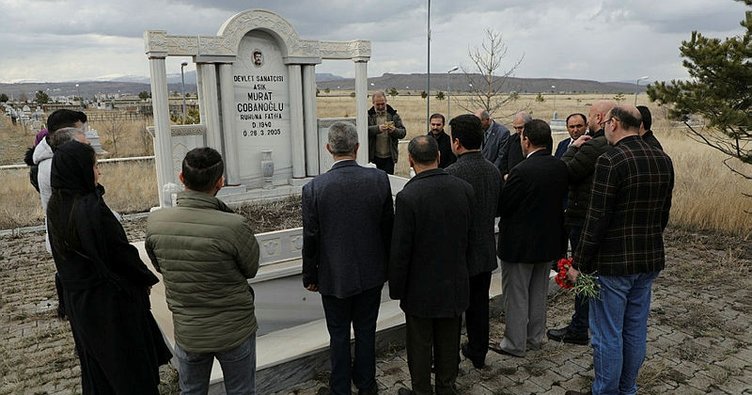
[217,9,313,61]
[144,9,370,63]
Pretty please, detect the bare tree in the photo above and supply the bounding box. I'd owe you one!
[139,117,154,156]
[102,114,125,156]
[459,29,524,115]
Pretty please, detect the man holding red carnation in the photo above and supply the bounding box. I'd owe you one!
[566,105,674,395]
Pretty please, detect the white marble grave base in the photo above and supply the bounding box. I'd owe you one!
[135,239,558,394]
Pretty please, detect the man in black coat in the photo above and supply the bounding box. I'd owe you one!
[445,114,501,369]
[389,136,475,395]
[637,105,664,150]
[548,100,616,346]
[554,113,588,159]
[494,119,568,357]
[303,122,394,395]
[427,113,456,168]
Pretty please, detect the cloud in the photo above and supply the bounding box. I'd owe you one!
[0,0,748,83]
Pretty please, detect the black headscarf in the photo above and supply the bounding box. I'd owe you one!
[47,140,158,289]
[50,140,97,193]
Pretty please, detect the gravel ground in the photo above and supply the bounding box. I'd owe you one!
[1,222,750,394]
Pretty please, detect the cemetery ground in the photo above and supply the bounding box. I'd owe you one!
[1,221,751,394]
[2,94,751,393]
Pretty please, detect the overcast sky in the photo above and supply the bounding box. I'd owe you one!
[0,0,748,84]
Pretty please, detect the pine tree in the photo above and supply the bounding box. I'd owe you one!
[647,0,752,179]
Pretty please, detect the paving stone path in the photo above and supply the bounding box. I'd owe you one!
[1,226,750,395]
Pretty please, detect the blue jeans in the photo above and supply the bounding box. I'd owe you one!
[589,271,659,395]
[174,334,256,395]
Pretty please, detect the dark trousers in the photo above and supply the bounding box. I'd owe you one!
[567,225,589,335]
[463,271,492,361]
[321,286,382,395]
[405,314,461,395]
[55,272,66,317]
[372,157,395,175]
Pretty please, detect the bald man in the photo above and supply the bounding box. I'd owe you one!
[548,100,616,346]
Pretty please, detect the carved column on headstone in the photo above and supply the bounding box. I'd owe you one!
[354,58,369,166]
[288,64,306,178]
[199,64,222,151]
[147,53,175,208]
[195,64,207,126]
[302,65,319,176]
[218,63,240,185]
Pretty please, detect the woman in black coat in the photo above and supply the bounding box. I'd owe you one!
[47,140,171,394]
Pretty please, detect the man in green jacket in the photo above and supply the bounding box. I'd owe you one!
[146,147,260,395]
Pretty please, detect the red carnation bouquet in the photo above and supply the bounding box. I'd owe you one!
[554,257,600,300]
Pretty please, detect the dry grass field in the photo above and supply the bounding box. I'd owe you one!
[1,93,750,236]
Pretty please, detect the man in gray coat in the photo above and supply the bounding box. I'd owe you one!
[303,122,394,395]
[445,114,501,369]
[474,109,510,172]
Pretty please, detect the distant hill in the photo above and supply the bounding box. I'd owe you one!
[317,73,647,95]
[0,72,644,100]
[0,72,346,100]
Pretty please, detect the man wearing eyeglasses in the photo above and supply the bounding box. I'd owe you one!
[565,105,674,395]
[555,113,588,159]
[547,100,615,346]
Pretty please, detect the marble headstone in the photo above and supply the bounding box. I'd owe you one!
[233,30,291,188]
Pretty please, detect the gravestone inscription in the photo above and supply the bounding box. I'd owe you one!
[233,30,291,186]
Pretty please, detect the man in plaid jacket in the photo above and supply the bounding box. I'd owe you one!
[567,105,674,395]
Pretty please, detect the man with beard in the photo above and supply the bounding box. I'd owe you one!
[427,113,456,168]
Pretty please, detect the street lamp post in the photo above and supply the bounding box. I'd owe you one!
[446,66,459,119]
[551,85,556,117]
[634,75,649,105]
[75,83,81,108]
[181,61,188,123]
[426,0,431,131]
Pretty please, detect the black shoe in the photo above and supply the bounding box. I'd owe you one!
[461,344,485,369]
[56,305,66,320]
[358,385,378,395]
[397,388,414,395]
[316,386,330,395]
[565,391,591,395]
[546,326,589,345]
